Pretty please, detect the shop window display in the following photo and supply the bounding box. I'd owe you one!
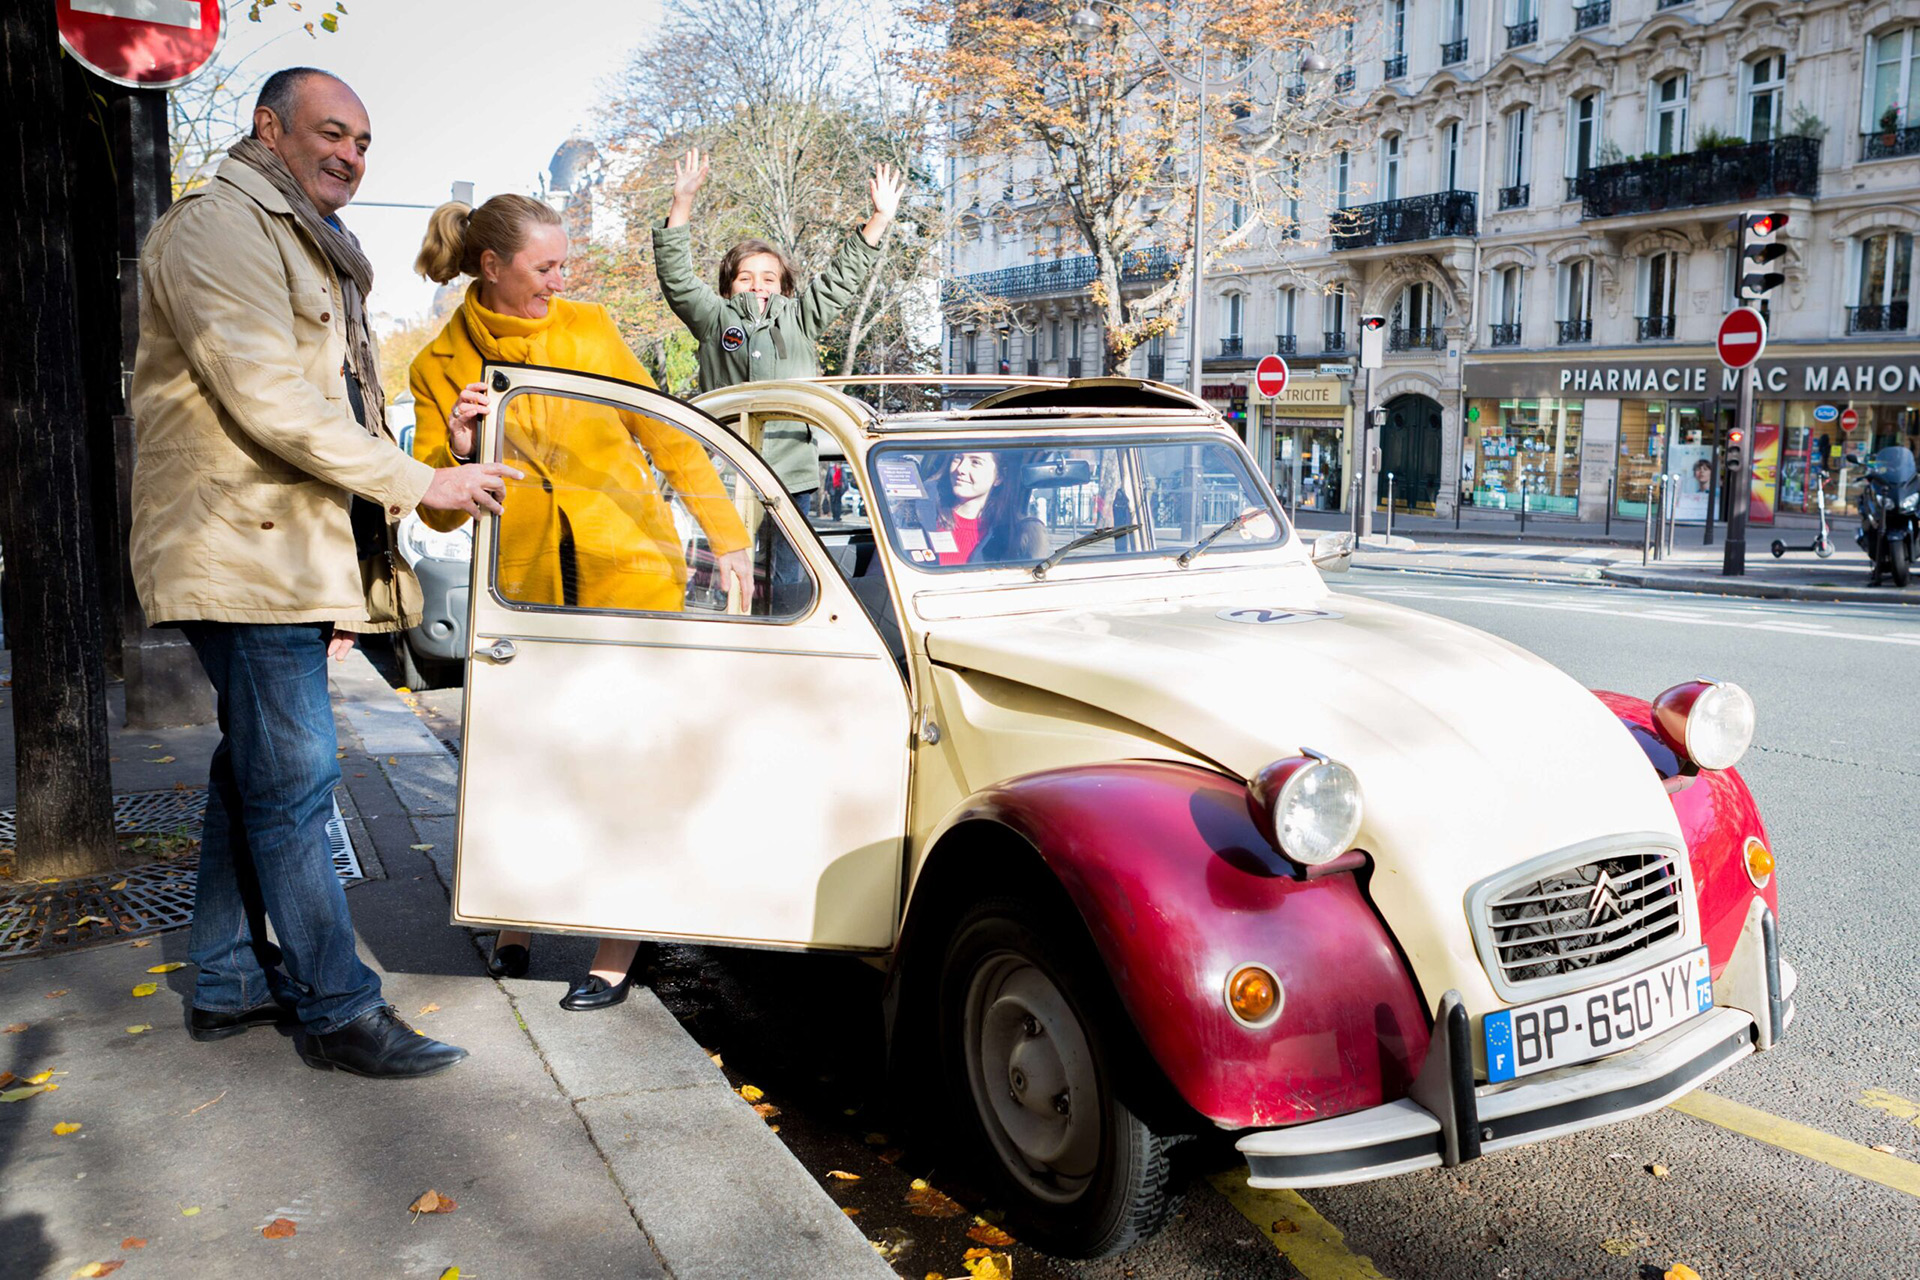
[1615,400,1708,518]
[1464,398,1583,514]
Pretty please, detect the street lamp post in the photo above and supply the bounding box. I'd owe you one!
[1068,6,1324,397]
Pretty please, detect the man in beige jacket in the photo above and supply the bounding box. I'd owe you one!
[131,67,516,1078]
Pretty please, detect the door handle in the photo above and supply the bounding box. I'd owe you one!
[477,638,517,663]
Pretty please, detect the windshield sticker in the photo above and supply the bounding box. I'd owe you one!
[897,529,928,551]
[875,459,927,499]
[928,530,959,554]
[1217,607,1344,626]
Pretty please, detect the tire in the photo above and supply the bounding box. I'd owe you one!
[1893,536,1911,588]
[936,896,1181,1259]
[1816,535,1834,559]
[1770,540,1785,558]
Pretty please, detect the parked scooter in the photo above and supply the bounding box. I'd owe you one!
[1771,435,1836,561]
[1849,444,1920,588]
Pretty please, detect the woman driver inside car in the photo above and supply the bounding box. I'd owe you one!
[928,450,1049,566]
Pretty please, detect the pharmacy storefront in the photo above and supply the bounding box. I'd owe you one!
[1466,349,1920,523]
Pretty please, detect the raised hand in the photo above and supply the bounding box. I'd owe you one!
[862,161,906,245]
[667,148,710,227]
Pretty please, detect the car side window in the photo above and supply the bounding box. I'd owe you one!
[490,388,813,620]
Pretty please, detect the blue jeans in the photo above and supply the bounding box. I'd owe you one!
[182,622,382,1034]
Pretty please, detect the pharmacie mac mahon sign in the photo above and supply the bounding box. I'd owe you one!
[1467,353,1920,401]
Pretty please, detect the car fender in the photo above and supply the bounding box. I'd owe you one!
[908,761,1430,1130]
[1594,690,1779,973]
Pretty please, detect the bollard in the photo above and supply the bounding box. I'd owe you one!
[1643,479,1657,564]
[1519,477,1528,536]
[1386,472,1395,543]
[1605,475,1614,537]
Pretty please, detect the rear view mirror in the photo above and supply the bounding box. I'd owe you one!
[1311,531,1355,574]
[1021,458,1095,489]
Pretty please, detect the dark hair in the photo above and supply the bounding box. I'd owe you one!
[717,239,797,297]
[251,67,343,137]
[940,450,1045,562]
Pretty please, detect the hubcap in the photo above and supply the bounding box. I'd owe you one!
[964,951,1100,1204]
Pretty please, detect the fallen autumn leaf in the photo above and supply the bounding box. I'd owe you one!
[1665,1266,1703,1280]
[418,1003,441,1015]
[146,962,187,974]
[410,1188,458,1215]
[826,1169,862,1181]
[262,1218,297,1239]
[126,1024,153,1035]
[1649,1163,1670,1178]
[45,990,67,998]
[121,1238,146,1249]
[410,843,435,851]
[181,1206,200,1216]
[2,1023,25,1034]
[738,1084,765,1102]
[967,1222,1016,1247]
[906,1178,965,1218]
[108,880,128,891]
[52,1121,81,1136]
[71,1263,123,1278]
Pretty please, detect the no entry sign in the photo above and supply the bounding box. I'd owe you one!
[57,0,224,89]
[1716,307,1768,370]
[1254,354,1290,398]
[1840,407,1859,432]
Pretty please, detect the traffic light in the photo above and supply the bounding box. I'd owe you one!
[1359,313,1386,369]
[1739,211,1789,302]
[1726,426,1745,471]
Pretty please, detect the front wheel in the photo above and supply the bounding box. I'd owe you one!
[1770,540,1786,558]
[1892,536,1912,587]
[938,898,1181,1259]
[1815,535,1835,559]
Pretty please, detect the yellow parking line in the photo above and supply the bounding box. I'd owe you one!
[1208,1170,1393,1280]
[1671,1090,1920,1199]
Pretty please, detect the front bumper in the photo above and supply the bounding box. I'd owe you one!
[1238,900,1795,1189]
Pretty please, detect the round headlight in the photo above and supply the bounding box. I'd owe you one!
[1654,679,1755,772]
[1253,752,1364,865]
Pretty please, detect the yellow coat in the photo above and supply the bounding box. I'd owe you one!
[409,289,749,612]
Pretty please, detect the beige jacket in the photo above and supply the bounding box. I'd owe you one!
[130,158,434,630]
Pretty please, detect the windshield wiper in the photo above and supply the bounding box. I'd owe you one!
[1031,523,1140,580]
[1176,509,1260,568]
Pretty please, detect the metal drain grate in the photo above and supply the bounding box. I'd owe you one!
[0,789,361,959]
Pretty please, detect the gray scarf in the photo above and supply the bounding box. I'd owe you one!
[229,136,386,441]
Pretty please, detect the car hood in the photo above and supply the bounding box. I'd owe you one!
[923,591,1685,1015]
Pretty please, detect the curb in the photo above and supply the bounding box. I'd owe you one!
[1598,566,1920,606]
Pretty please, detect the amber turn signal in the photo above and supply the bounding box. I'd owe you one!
[1226,964,1282,1028]
[1744,837,1774,888]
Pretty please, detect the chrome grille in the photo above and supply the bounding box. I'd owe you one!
[1482,849,1684,987]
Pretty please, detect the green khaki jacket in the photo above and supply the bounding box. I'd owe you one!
[652,220,879,494]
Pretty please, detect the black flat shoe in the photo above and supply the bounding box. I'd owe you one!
[559,946,651,1012]
[486,942,530,979]
[298,1005,468,1079]
[188,1001,291,1042]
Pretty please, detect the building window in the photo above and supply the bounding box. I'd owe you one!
[1335,148,1351,209]
[1491,266,1523,346]
[1223,293,1244,355]
[1639,251,1679,339]
[1284,156,1302,239]
[1567,92,1602,179]
[1278,287,1298,340]
[1558,258,1592,343]
[1852,231,1914,332]
[1229,197,1245,230]
[1380,134,1401,201]
[1391,282,1444,348]
[1388,0,1406,56]
[1325,285,1348,351]
[1865,26,1920,132]
[1744,55,1786,143]
[1651,73,1689,155]
[1502,107,1530,205]
[1442,121,1462,190]
[1049,320,1061,361]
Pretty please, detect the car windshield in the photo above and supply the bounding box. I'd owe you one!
[867,436,1286,572]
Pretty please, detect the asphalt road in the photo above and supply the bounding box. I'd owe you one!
[410,570,1920,1280]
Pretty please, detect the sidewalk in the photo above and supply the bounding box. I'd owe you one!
[0,650,891,1280]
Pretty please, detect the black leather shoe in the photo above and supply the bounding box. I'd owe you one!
[559,947,651,1012]
[486,942,530,979]
[188,1002,290,1042]
[299,1005,468,1078]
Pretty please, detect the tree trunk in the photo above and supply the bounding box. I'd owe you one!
[0,6,119,881]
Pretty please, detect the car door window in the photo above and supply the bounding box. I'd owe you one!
[491,387,813,620]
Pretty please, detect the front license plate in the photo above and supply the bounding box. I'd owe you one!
[1483,946,1712,1083]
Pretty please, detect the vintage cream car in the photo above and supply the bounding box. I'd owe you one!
[452,369,1794,1258]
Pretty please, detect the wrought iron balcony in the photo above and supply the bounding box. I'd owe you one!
[1147,356,1166,381]
[1557,319,1592,345]
[1572,135,1820,220]
[1506,18,1536,47]
[1574,0,1610,29]
[1024,358,1040,375]
[964,361,979,374]
[941,246,1176,304]
[1656,0,1687,8]
[1275,334,1298,355]
[1498,183,1530,210]
[1324,330,1348,353]
[1636,315,1676,340]
[1219,336,1245,357]
[1489,323,1521,347]
[1334,67,1354,92]
[1848,302,1909,333]
[1440,38,1468,65]
[1332,190,1477,250]
[1066,358,1084,378]
[1383,54,1406,80]
[1863,126,1920,160]
[1390,325,1445,352]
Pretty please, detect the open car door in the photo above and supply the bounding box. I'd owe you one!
[451,364,911,950]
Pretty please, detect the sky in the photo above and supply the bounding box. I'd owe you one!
[212,0,663,325]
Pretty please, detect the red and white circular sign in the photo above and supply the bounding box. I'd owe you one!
[1840,408,1859,431]
[1254,354,1290,398]
[1716,307,1768,370]
[57,0,223,89]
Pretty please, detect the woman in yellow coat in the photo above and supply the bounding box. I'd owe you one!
[410,193,751,1011]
